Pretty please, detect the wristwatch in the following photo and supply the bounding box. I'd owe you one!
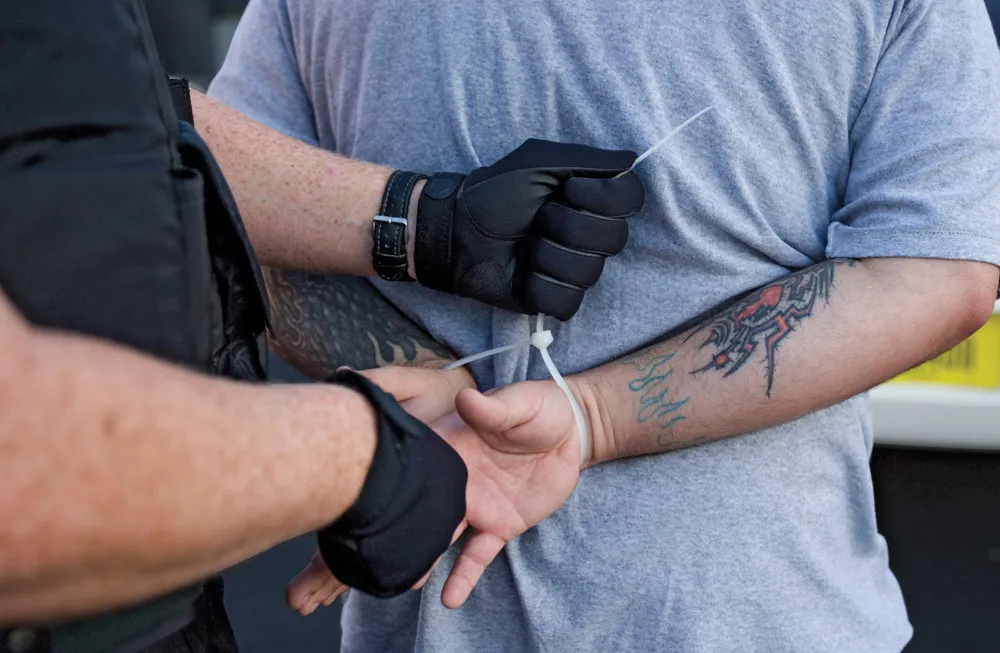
[372,170,427,282]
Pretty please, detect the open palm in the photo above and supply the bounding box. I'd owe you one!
[434,380,582,609]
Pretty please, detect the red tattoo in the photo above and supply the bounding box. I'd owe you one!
[685,260,852,396]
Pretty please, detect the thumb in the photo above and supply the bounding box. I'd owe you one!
[454,383,549,453]
[286,550,347,615]
[454,385,541,432]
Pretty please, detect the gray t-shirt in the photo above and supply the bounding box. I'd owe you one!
[209,1,1000,651]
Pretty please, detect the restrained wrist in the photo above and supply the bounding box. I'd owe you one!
[566,375,613,470]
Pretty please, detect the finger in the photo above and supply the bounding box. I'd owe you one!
[441,531,507,609]
[526,271,585,322]
[286,555,347,615]
[402,371,475,423]
[527,236,606,289]
[286,555,332,607]
[451,519,469,546]
[361,367,473,424]
[500,140,637,178]
[304,573,348,613]
[454,386,542,441]
[456,384,578,453]
[536,202,630,255]
[454,388,513,435]
[562,172,645,218]
[286,576,333,615]
[321,584,349,607]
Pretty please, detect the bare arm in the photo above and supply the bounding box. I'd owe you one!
[572,257,999,465]
[0,288,376,624]
[191,91,422,277]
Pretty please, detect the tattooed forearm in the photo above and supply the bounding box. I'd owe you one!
[621,352,690,445]
[614,259,854,448]
[263,268,455,379]
[684,258,856,396]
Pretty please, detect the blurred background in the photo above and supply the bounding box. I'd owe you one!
[143,2,1000,651]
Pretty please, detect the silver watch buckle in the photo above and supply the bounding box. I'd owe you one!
[372,215,409,242]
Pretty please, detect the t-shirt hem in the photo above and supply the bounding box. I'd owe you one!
[826,224,1000,268]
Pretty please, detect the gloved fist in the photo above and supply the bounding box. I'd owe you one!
[414,139,645,321]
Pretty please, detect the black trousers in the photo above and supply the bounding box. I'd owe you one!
[0,1,239,651]
[138,581,239,653]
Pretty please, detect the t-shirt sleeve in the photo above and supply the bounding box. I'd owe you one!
[206,0,319,146]
[826,0,1000,268]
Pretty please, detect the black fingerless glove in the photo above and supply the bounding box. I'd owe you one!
[317,370,467,598]
[414,139,646,321]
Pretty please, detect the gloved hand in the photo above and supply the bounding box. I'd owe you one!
[317,369,467,598]
[414,139,645,321]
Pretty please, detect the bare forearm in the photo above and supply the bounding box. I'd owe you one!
[190,91,420,276]
[0,322,375,623]
[576,257,999,464]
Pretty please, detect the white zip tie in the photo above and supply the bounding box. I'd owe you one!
[445,343,526,371]
[614,105,716,179]
[444,313,590,465]
[531,313,590,465]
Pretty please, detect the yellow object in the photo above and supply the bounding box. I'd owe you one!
[889,314,1000,389]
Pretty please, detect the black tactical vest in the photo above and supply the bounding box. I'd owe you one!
[0,1,269,650]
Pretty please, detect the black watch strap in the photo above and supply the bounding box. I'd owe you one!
[373,170,426,282]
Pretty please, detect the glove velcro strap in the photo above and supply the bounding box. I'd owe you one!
[414,172,464,293]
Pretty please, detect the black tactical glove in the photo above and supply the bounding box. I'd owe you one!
[414,139,645,321]
[317,369,467,598]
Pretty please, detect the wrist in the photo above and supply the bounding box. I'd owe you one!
[566,375,615,470]
[294,384,378,530]
[406,179,425,281]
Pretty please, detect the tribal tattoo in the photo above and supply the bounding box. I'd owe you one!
[263,268,455,379]
[684,259,855,396]
[621,352,690,443]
